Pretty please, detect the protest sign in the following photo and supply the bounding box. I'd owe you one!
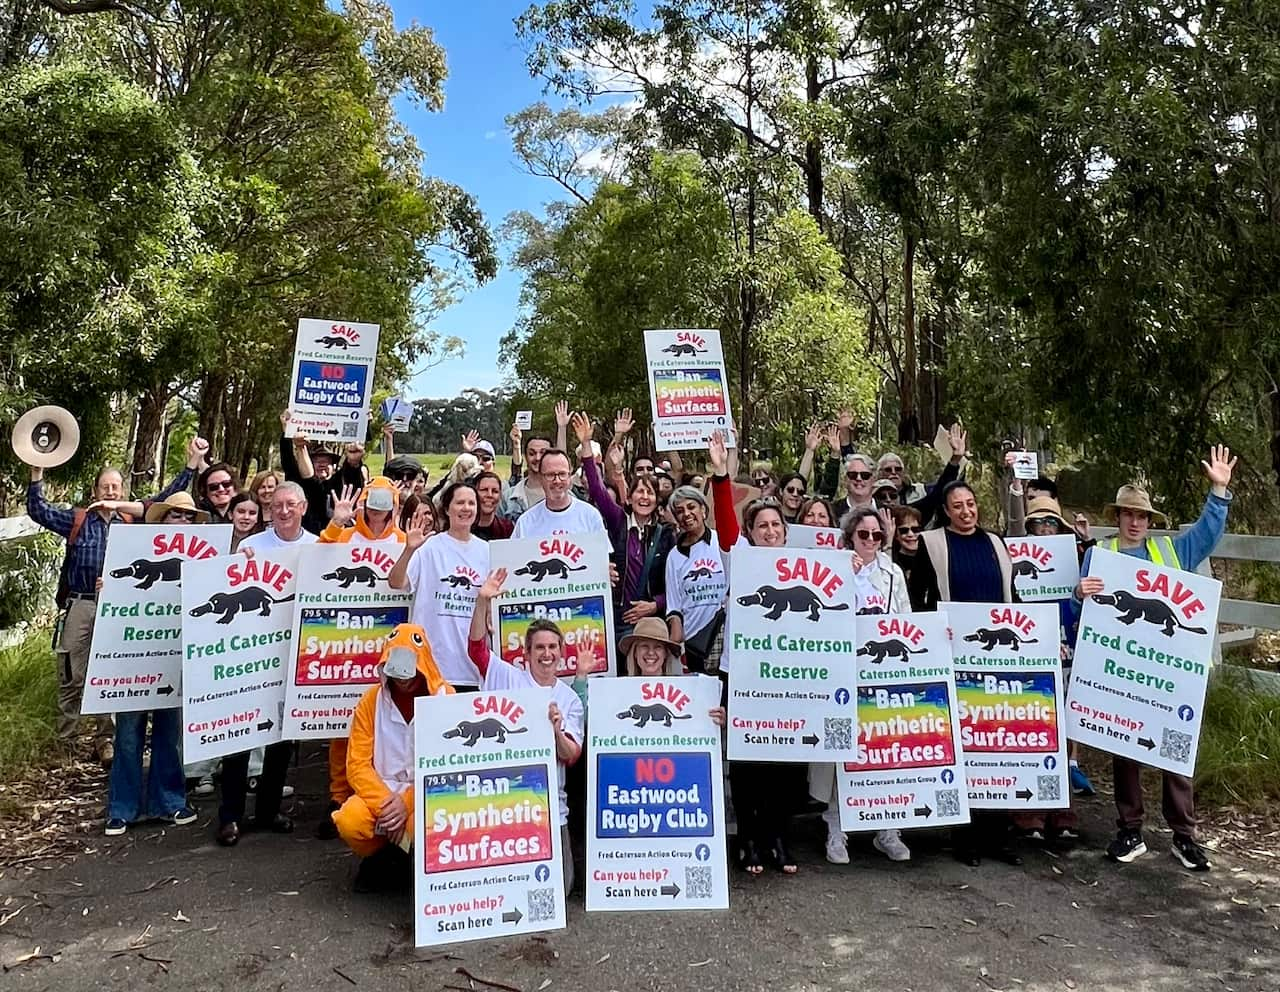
[487,533,615,678]
[785,525,843,551]
[82,525,231,713]
[948,603,1069,810]
[181,552,297,762]
[726,546,859,762]
[414,687,565,946]
[837,612,970,831]
[643,329,734,451]
[585,676,728,912]
[1067,548,1221,775]
[379,395,413,432]
[284,318,380,443]
[1011,451,1039,480]
[283,543,413,739]
[515,410,533,430]
[1006,534,1080,602]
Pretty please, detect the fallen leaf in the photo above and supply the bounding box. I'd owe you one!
[1051,865,1064,875]
[538,981,551,991]
[963,918,978,926]
[996,902,1014,908]
[277,891,299,897]
[688,959,712,968]
[595,954,610,964]
[172,910,189,923]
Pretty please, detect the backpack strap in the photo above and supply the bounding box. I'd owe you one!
[68,507,88,547]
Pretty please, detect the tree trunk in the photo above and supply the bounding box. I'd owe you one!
[804,55,824,228]
[131,384,171,493]
[198,371,227,456]
[898,231,919,444]
[738,5,758,454]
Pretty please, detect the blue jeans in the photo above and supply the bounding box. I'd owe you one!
[107,710,187,822]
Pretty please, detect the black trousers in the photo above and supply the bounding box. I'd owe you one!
[218,742,292,827]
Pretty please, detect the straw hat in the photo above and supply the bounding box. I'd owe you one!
[11,405,80,468]
[145,491,211,523]
[619,616,682,656]
[1105,484,1169,528]
[1024,495,1073,532]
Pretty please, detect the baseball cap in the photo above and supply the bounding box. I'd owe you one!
[474,440,496,458]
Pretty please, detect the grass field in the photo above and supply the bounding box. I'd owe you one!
[364,452,512,480]
[0,633,56,782]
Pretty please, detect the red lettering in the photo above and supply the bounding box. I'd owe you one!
[635,757,676,783]
[774,556,844,598]
[471,695,526,724]
[989,607,1034,635]
[330,323,359,342]
[537,538,584,564]
[1006,541,1051,566]
[640,682,691,711]
[1134,569,1206,620]
[350,546,394,571]
[875,617,925,646]
[151,532,220,560]
[320,364,347,380]
[227,558,293,593]
[676,331,706,349]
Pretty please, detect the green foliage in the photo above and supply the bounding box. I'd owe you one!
[1196,668,1280,808]
[0,532,61,631]
[0,633,57,782]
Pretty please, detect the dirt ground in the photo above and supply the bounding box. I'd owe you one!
[2,746,1278,992]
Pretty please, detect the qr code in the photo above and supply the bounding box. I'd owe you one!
[526,887,556,922]
[684,866,713,900]
[1160,727,1193,764]
[340,420,359,438]
[824,717,853,751]
[1037,774,1062,802]
[935,788,961,818]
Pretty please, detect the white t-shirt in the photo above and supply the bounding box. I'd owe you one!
[665,531,729,645]
[406,532,490,685]
[481,655,585,825]
[512,495,606,539]
[239,527,319,554]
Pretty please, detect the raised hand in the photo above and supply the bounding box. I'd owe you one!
[573,649,595,679]
[838,409,853,431]
[614,408,634,436]
[186,436,210,468]
[554,399,570,428]
[707,430,729,476]
[292,431,310,449]
[877,507,896,549]
[460,430,480,453]
[824,422,841,452]
[804,421,823,452]
[948,423,968,462]
[479,567,508,601]
[279,409,291,430]
[571,411,594,448]
[405,507,432,550]
[1202,444,1236,491]
[331,484,359,527]
[605,443,625,473]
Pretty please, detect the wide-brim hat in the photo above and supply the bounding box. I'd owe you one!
[1105,484,1169,528]
[12,405,80,468]
[145,491,211,523]
[619,616,682,656]
[1024,495,1073,532]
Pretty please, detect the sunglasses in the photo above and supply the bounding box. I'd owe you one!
[897,525,922,535]
[846,471,873,481]
[392,471,419,482]
[882,465,904,474]
[783,485,805,496]
[751,477,770,487]
[855,528,884,542]
[206,479,235,492]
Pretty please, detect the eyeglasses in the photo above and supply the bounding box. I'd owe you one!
[1027,518,1064,533]
[751,477,770,487]
[543,471,570,481]
[855,528,884,541]
[206,479,235,492]
[783,485,805,496]
[393,471,419,482]
[478,454,494,462]
[897,525,921,535]
[846,471,873,481]
[882,465,904,475]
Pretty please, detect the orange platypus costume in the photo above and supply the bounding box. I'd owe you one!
[332,624,453,859]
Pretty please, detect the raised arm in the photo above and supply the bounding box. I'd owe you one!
[382,423,395,460]
[554,400,570,456]
[707,431,739,551]
[26,468,75,538]
[909,424,966,524]
[467,568,507,678]
[1172,445,1235,570]
[509,423,523,483]
[389,507,431,590]
[797,421,822,486]
[573,412,625,536]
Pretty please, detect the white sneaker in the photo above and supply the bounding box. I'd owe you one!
[281,785,295,799]
[825,829,850,864]
[874,829,911,862]
[193,776,215,797]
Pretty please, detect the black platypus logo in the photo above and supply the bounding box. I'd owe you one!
[110,558,182,590]
[616,703,692,728]
[857,639,927,664]
[314,335,354,349]
[662,342,705,358]
[189,588,295,623]
[322,565,382,589]
[736,584,850,622]
[440,574,476,588]
[513,558,586,583]
[1012,560,1055,581]
[964,627,1038,651]
[442,719,529,747]
[1093,590,1207,637]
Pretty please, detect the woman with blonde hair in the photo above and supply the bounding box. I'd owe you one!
[249,469,284,525]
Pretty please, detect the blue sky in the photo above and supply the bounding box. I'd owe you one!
[395,1,559,400]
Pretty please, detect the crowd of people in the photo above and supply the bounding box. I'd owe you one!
[24,399,1236,892]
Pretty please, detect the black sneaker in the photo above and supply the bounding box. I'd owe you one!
[1171,834,1211,872]
[315,801,340,840]
[1106,829,1147,863]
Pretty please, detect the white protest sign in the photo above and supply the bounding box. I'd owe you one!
[726,546,858,762]
[284,317,380,443]
[1067,548,1220,774]
[82,525,231,713]
[585,676,728,912]
[1011,451,1039,480]
[379,396,413,432]
[1006,534,1080,602]
[515,410,533,431]
[643,329,734,451]
[785,525,843,551]
[181,553,297,762]
[947,603,1069,811]
[487,533,615,678]
[414,687,565,946]
[837,612,970,831]
[283,543,413,739]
